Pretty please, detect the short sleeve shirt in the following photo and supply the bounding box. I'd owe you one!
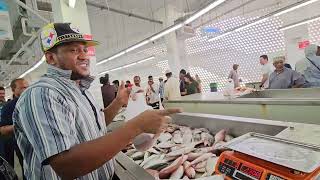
[13,65,114,180]
[164,77,181,100]
[269,67,306,89]
[261,63,274,88]
[145,83,160,104]
[185,81,198,95]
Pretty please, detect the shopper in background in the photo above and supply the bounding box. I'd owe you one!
[112,80,119,96]
[183,73,199,95]
[158,77,165,102]
[195,74,202,93]
[164,70,181,101]
[0,87,5,107]
[298,44,320,87]
[0,86,6,161]
[284,63,292,69]
[100,74,116,108]
[228,64,241,88]
[112,80,119,91]
[145,76,160,109]
[259,55,274,88]
[125,80,131,88]
[269,56,305,89]
[179,69,187,96]
[0,86,5,122]
[1,78,29,179]
[131,76,144,101]
[295,45,313,75]
[13,23,181,180]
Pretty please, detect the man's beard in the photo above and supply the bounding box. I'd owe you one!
[70,71,88,80]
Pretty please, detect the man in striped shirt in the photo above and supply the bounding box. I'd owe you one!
[13,23,180,180]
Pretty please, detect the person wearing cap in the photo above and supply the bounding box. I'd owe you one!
[13,23,181,180]
[164,70,181,101]
[269,56,305,89]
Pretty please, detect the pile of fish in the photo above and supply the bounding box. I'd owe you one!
[123,124,235,179]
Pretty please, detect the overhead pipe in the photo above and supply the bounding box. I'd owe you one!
[13,0,50,24]
[0,0,50,78]
[21,17,32,36]
[86,1,163,24]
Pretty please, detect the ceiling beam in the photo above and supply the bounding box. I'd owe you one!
[86,1,163,25]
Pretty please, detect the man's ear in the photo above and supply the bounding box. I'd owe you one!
[45,52,56,65]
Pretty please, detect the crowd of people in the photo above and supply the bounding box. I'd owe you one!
[100,69,202,109]
[227,44,320,89]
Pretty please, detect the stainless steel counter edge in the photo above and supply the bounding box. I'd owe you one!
[165,98,320,105]
[177,112,320,146]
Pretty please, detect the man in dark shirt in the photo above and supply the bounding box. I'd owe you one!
[100,74,116,108]
[0,78,28,179]
[179,69,187,96]
[0,86,6,162]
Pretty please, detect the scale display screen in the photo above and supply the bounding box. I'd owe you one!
[240,165,262,179]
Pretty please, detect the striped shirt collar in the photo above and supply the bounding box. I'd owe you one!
[47,65,95,90]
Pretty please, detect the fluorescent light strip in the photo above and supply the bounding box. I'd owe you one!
[98,56,155,76]
[97,24,182,65]
[280,15,320,31]
[184,0,227,24]
[208,32,232,42]
[208,0,319,42]
[150,23,183,41]
[136,56,156,64]
[69,0,76,8]
[234,17,269,32]
[97,0,227,65]
[125,40,149,53]
[274,0,319,17]
[19,56,46,78]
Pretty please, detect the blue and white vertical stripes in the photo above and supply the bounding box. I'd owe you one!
[13,65,114,180]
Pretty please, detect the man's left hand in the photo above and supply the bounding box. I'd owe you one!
[116,81,131,106]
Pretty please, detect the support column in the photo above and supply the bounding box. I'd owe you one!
[52,0,103,106]
[283,25,309,69]
[163,4,189,76]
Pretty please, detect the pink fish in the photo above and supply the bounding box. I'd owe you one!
[183,161,196,179]
[145,169,159,176]
[195,146,215,154]
[169,165,184,179]
[187,152,203,161]
[190,153,214,166]
[214,129,227,143]
[159,155,188,179]
[195,167,206,173]
[182,175,190,180]
[194,160,207,169]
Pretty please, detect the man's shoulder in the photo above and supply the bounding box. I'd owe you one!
[2,98,18,110]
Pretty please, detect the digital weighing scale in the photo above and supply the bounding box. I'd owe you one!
[215,133,320,180]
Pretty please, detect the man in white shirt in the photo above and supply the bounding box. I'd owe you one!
[145,76,160,109]
[259,55,274,88]
[164,70,181,101]
[131,76,144,101]
[158,77,165,102]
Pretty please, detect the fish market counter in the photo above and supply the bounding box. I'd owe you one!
[164,88,320,125]
[111,113,320,180]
